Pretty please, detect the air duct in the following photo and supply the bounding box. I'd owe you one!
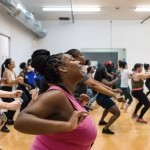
[0,0,47,38]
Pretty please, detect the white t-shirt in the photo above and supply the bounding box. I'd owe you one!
[120,69,131,88]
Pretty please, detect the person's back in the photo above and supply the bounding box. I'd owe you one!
[74,80,87,100]
[144,63,150,96]
[94,65,121,134]
[131,63,150,123]
[26,59,37,89]
[38,77,49,95]
[94,65,108,96]
[120,69,130,88]
[26,71,36,87]
[119,61,133,111]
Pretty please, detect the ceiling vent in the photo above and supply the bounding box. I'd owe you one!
[59,17,70,20]
[0,0,47,38]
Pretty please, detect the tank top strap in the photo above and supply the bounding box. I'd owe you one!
[48,86,85,111]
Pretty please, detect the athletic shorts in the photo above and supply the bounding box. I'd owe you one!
[96,93,115,110]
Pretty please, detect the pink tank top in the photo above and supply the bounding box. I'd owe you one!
[32,86,97,150]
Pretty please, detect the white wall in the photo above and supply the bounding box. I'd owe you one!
[0,9,38,74]
[38,20,150,70]
[1,10,150,72]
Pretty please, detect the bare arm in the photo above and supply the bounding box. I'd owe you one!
[136,73,150,79]
[0,101,21,110]
[19,72,31,89]
[14,90,87,135]
[101,77,119,87]
[0,90,22,98]
[84,77,117,98]
[106,72,114,79]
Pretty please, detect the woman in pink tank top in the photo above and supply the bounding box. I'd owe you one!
[14,49,97,150]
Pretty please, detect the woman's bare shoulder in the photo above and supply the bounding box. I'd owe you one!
[33,90,68,107]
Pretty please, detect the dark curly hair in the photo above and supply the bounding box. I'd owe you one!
[119,61,127,69]
[144,63,150,71]
[19,62,26,70]
[31,49,64,84]
[65,49,80,59]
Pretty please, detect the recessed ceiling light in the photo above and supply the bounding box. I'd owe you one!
[135,7,150,12]
[42,7,101,12]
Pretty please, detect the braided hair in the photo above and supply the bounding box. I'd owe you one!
[31,49,64,84]
[65,49,80,59]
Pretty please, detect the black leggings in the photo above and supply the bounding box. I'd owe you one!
[17,85,32,111]
[132,90,150,119]
[121,87,133,105]
[145,81,150,96]
[0,86,15,122]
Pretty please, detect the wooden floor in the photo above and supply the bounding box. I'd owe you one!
[1,100,150,150]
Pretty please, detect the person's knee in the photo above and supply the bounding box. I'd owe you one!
[115,109,120,117]
[117,110,121,117]
[145,103,150,110]
[128,98,133,105]
[144,100,150,106]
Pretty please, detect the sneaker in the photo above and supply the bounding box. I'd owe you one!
[99,121,107,125]
[136,118,147,123]
[102,128,114,134]
[132,113,138,118]
[1,125,10,132]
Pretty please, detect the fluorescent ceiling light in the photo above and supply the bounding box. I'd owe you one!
[135,7,150,12]
[42,7,101,12]
[43,7,71,11]
[73,7,100,12]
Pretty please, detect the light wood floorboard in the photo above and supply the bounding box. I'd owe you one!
[0,100,150,150]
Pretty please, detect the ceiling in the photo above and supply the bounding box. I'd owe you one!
[21,0,150,21]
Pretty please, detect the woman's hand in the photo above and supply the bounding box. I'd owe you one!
[67,111,88,131]
[79,94,89,106]
[114,94,124,102]
[10,90,23,98]
[16,77,24,84]
[112,88,122,93]
[6,101,21,110]
[27,85,32,91]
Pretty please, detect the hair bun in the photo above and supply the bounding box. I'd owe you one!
[32,49,50,57]
[31,49,50,74]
